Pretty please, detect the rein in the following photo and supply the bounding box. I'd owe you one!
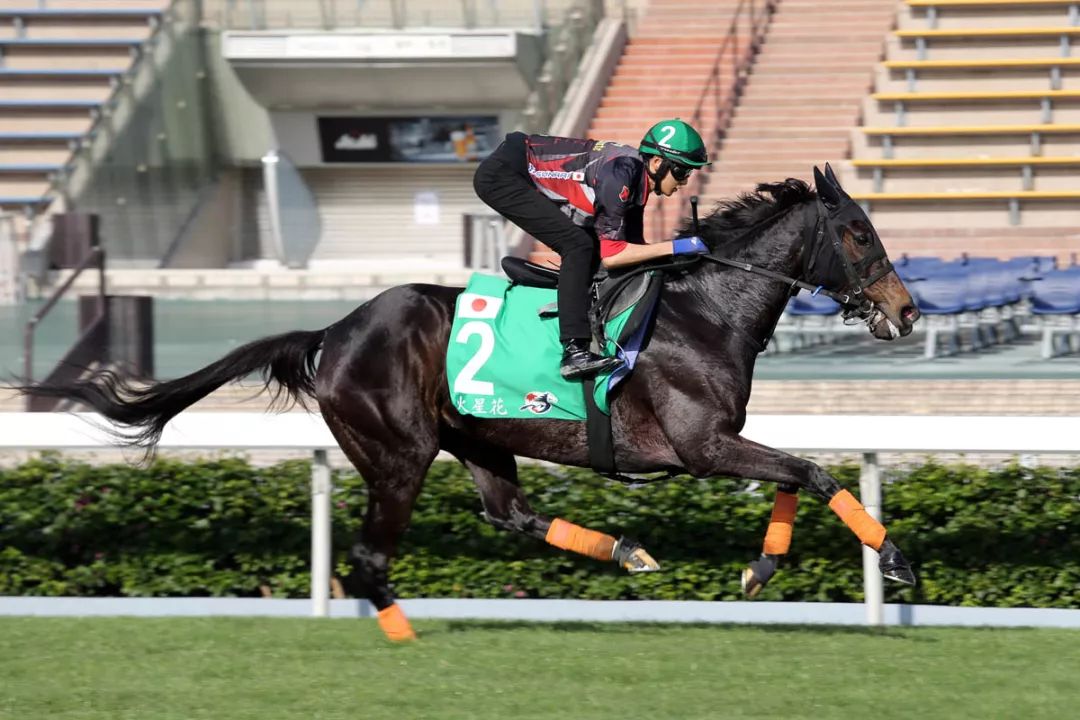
[702,201,863,309]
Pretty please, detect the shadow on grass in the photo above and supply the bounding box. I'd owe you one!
[433,619,923,640]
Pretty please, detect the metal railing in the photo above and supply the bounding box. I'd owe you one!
[651,0,777,241]
[21,247,107,411]
[3,411,1078,623]
[464,213,508,274]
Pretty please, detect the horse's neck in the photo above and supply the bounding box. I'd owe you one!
[696,205,809,345]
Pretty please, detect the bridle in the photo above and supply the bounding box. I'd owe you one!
[695,197,897,343]
[682,195,902,345]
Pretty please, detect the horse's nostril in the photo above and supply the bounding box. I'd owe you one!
[901,305,920,324]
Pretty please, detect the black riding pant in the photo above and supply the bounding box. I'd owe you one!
[473,131,597,342]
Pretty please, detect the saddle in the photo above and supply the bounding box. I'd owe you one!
[500,256,663,476]
[500,257,660,353]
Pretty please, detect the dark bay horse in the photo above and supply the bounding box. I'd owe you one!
[18,165,921,641]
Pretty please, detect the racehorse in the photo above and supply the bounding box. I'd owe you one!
[17,165,921,641]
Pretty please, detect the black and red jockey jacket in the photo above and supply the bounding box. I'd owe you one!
[524,134,650,259]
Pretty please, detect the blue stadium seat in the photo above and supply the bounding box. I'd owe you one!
[1030,270,1080,315]
[1029,269,1080,358]
[787,291,840,315]
[896,255,947,281]
[773,293,844,353]
[905,269,973,359]
[908,272,968,315]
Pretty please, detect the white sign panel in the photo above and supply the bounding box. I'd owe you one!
[284,34,453,59]
[414,191,441,225]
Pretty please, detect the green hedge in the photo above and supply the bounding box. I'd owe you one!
[1,455,1078,607]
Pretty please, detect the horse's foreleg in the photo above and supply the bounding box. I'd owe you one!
[451,443,660,573]
[741,483,799,599]
[693,435,916,588]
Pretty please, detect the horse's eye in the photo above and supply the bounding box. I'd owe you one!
[855,234,872,247]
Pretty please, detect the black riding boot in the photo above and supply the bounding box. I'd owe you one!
[560,339,621,380]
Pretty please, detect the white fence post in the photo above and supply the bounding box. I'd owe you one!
[860,452,884,626]
[0,214,22,306]
[311,449,332,618]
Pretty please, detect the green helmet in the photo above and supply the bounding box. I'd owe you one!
[638,119,710,168]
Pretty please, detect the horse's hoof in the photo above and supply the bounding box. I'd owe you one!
[878,538,917,586]
[614,537,661,573]
[883,565,917,586]
[741,553,778,599]
[741,567,764,599]
[377,603,418,642]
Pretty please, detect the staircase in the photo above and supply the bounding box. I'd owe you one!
[0,1,167,239]
[590,0,769,244]
[843,0,1080,260]
[701,0,897,205]
[525,0,766,262]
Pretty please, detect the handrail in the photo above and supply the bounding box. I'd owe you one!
[36,0,214,265]
[42,3,174,210]
[22,247,106,389]
[651,0,777,240]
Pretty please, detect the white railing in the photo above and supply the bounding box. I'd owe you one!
[1,412,1077,623]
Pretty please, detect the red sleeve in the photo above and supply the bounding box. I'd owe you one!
[600,238,628,258]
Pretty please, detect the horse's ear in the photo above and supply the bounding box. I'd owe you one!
[814,165,842,209]
[824,162,852,200]
[824,162,841,187]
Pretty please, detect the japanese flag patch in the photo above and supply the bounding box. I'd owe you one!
[457,292,503,319]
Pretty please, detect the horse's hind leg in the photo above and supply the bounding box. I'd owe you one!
[446,437,660,574]
[322,404,436,642]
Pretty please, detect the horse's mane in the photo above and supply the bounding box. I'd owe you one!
[694,178,816,251]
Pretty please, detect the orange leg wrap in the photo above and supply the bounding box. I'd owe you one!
[763,491,799,556]
[828,489,886,551]
[545,518,617,562]
[377,603,417,642]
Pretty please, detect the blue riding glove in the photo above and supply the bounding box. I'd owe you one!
[672,236,708,256]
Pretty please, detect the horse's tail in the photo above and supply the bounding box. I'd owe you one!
[18,328,325,448]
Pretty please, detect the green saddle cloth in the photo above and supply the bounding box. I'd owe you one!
[446,273,640,420]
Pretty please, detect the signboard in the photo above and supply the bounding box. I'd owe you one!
[413,191,440,225]
[317,116,500,164]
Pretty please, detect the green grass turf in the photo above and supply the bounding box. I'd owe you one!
[1,618,1077,719]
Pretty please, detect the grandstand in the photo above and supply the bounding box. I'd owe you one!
[0,0,1076,418]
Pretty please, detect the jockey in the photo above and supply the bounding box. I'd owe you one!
[473,119,711,380]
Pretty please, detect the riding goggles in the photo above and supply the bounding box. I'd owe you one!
[669,163,694,182]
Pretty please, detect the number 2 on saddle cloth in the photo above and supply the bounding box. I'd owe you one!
[445,268,661,421]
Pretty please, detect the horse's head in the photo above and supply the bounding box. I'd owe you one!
[811,163,920,339]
